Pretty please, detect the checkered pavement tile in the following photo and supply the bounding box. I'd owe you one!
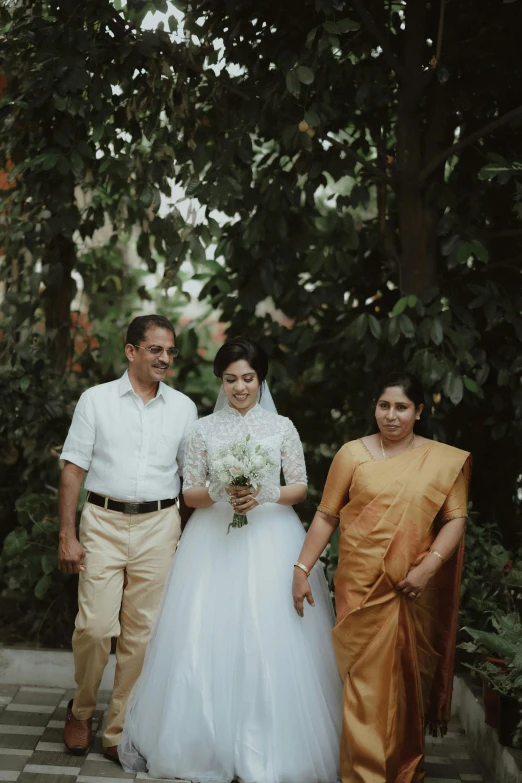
[0,687,492,782]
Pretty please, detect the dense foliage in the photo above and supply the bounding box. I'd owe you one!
[158,0,522,543]
[1,0,522,645]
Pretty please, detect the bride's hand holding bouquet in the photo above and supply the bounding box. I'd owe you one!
[209,435,278,532]
[228,484,260,515]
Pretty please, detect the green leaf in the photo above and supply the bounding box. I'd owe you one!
[189,235,206,265]
[469,239,489,263]
[391,296,408,316]
[70,150,84,178]
[336,18,360,33]
[399,314,415,339]
[305,27,317,49]
[2,528,28,558]
[93,125,104,143]
[407,295,417,308]
[285,69,299,96]
[34,573,52,600]
[444,371,464,405]
[430,318,444,346]
[41,154,60,171]
[354,313,368,340]
[297,66,314,85]
[463,626,520,659]
[457,242,471,265]
[368,315,381,339]
[77,140,95,159]
[19,377,30,392]
[463,377,479,393]
[323,21,340,33]
[41,551,57,575]
[304,109,321,127]
[140,185,153,206]
[388,317,401,346]
[186,177,202,198]
[478,162,522,180]
[170,0,186,10]
[168,14,178,32]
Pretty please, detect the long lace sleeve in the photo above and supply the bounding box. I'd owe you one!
[256,419,307,505]
[181,422,208,491]
[281,418,307,486]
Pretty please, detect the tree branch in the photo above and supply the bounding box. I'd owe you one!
[433,0,446,66]
[419,104,522,182]
[350,0,406,80]
[317,130,393,185]
[488,228,522,238]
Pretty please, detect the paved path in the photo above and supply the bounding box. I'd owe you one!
[0,684,493,782]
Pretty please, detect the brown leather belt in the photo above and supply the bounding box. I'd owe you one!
[87,492,177,515]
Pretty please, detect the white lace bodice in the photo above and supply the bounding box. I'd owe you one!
[183,404,307,501]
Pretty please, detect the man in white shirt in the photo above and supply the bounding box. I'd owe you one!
[58,315,197,760]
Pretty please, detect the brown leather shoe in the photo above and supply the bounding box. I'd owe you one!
[103,745,120,763]
[63,699,92,755]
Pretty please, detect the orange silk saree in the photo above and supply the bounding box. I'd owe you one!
[319,439,471,783]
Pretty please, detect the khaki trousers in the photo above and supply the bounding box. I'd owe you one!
[71,500,180,747]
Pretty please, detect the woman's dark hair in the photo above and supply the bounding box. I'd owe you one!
[126,315,176,347]
[213,337,268,385]
[374,372,425,409]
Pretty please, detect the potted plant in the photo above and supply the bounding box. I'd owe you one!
[462,614,522,747]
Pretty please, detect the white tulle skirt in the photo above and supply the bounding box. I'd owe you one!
[119,501,342,783]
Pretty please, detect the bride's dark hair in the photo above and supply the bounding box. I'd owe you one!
[213,337,269,385]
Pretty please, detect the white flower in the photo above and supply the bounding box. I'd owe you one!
[223,454,236,469]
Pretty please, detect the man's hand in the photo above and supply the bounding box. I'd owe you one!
[58,535,86,574]
[58,462,85,573]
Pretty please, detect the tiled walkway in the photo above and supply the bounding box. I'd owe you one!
[0,684,492,783]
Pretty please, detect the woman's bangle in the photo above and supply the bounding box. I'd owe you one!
[294,561,311,578]
[429,549,445,564]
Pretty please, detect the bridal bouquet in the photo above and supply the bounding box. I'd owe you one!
[210,435,278,533]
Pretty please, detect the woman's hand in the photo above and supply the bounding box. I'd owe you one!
[229,485,259,514]
[292,568,315,617]
[396,560,436,601]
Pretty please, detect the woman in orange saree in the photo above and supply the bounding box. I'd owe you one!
[292,373,471,783]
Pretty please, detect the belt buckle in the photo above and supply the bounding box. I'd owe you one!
[123,502,140,515]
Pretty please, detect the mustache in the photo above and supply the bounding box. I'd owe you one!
[152,362,169,369]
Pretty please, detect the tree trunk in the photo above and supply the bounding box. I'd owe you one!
[41,235,77,373]
[396,1,439,297]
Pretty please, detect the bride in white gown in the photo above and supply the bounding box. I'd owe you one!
[119,338,342,783]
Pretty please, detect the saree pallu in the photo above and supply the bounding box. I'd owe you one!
[319,440,471,783]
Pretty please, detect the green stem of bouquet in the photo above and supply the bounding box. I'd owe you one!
[227,476,251,534]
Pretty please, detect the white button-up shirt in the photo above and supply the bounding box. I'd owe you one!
[61,371,198,502]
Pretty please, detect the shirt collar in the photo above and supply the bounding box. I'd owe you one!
[118,370,166,401]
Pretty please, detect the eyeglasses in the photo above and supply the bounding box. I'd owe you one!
[133,345,179,359]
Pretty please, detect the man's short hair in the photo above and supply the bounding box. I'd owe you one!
[126,315,176,347]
